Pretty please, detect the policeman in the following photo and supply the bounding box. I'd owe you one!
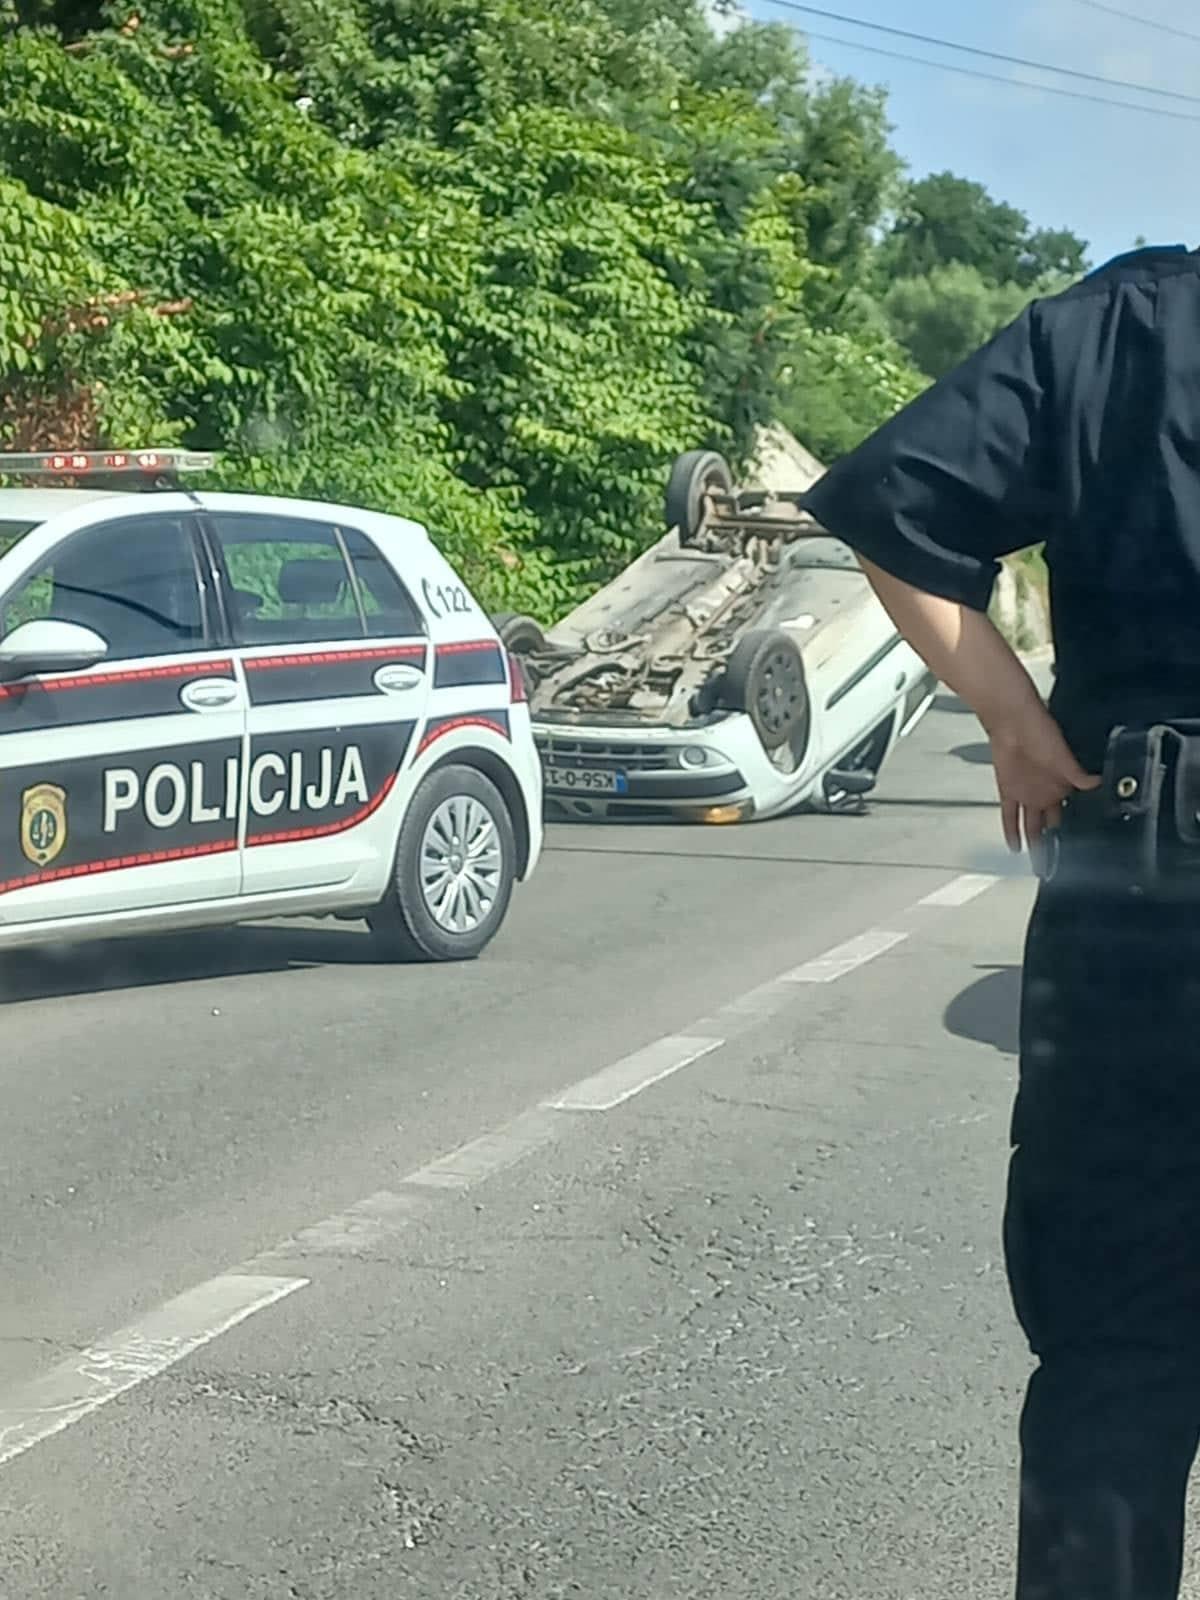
[800,243,1200,1599]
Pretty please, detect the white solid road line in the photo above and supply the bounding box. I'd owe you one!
[544,1035,725,1112]
[0,869,1006,1473]
[919,872,1001,908]
[781,928,908,984]
[0,1274,307,1469]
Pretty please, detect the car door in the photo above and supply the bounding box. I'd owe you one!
[0,505,245,927]
[202,507,430,896]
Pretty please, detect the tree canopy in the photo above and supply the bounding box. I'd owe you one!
[0,1,1091,614]
[875,170,1090,377]
[880,171,1089,289]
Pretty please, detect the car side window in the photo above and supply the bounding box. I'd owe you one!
[340,525,424,638]
[208,514,424,645]
[0,514,206,661]
[209,515,360,646]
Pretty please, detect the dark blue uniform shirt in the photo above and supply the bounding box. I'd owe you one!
[800,245,1200,768]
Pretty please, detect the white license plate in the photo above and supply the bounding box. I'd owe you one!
[544,765,627,794]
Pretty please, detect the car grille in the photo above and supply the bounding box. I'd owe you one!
[533,735,672,772]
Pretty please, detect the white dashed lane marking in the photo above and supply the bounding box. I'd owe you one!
[780,928,909,984]
[544,1036,724,1113]
[0,868,1005,1470]
[919,872,1000,907]
[402,1107,562,1187]
[0,1274,307,1470]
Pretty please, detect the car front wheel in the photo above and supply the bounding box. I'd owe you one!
[720,629,809,754]
[370,764,517,962]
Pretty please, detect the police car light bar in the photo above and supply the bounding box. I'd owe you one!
[0,449,215,477]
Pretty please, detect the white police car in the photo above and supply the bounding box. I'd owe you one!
[0,449,543,962]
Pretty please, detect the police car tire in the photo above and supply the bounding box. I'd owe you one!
[370,765,517,963]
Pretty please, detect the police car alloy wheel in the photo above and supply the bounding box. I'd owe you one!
[419,796,504,933]
[370,764,517,962]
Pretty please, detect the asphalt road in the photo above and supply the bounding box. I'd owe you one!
[0,682,1129,1599]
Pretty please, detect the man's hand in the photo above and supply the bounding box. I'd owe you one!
[986,702,1101,854]
[851,558,1100,856]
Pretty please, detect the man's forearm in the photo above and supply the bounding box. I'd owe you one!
[857,556,1043,735]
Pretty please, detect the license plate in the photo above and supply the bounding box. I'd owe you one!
[544,765,627,795]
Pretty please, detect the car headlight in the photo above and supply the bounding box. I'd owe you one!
[680,745,712,769]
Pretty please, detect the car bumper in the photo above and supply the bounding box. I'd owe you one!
[532,723,759,822]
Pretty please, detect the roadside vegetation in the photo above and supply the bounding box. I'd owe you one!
[0,0,1087,627]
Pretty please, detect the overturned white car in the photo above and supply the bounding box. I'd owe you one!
[499,431,938,823]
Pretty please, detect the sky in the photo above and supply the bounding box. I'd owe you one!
[737,0,1200,267]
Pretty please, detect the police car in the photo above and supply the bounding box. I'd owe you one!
[0,449,542,962]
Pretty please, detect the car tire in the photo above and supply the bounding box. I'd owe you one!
[369,764,517,963]
[720,629,810,752]
[664,449,733,545]
[491,611,547,655]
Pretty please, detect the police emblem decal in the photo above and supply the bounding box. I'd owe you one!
[21,782,67,867]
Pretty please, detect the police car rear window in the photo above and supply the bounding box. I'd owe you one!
[0,519,41,556]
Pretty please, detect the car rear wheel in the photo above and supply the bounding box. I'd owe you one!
[720,629,810,753]
[369,765,517,962]
[664,449,733,545]
[491,611,547,655]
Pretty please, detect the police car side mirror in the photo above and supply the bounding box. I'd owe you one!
[0,619,109,680]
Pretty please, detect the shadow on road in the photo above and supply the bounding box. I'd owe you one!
[944,965,1021,1056]
[0,921,383,1006]
[934,692,976,716]
[950,741,994,766]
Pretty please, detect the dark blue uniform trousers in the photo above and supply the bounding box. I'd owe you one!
[1006,885,1200,1598]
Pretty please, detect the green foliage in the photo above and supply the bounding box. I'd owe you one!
[777,321,926,463]
[880,170,1089,290]
[881,172,1027,286]
[436,106,714,594]
[0,177,98,377]
[883,263,1031,380]
[875,171,1090,380]
[1024,226,1089,285]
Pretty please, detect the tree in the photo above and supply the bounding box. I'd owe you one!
[438,106,716,598]
[883,263,1030,379]
[792,76,903,295]
[880,170,1089,290]
[1022,226,1088,285]
[777,321,926,463]
[881,172,1027,284]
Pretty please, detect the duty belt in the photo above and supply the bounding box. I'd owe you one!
[1038,721,1200,895]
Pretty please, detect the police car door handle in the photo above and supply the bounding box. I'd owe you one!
[373,662,424,694]
[180,677,241,712]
